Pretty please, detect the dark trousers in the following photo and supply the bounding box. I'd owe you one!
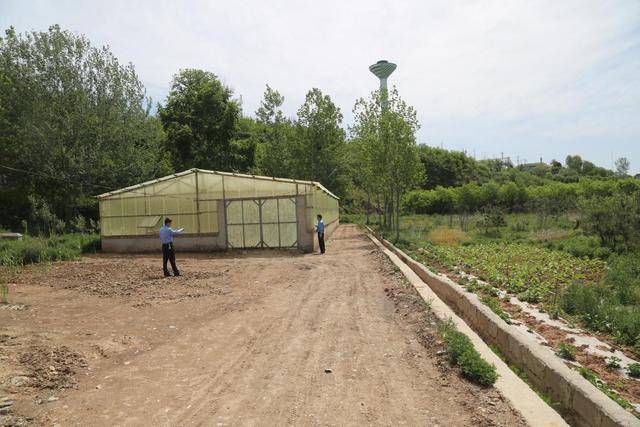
[318,232,325,254]
[162,243,179,276]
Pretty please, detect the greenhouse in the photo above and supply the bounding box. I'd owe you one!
[96,169,339,253]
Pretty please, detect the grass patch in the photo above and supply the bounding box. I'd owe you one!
[628,363,640,378]
[577,367,633,411]
[437,320,498,386]
[480,296,511,324]
[0,234,100,266]
[427,227,470,246]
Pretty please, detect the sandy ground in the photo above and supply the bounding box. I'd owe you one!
[1,225,526,426]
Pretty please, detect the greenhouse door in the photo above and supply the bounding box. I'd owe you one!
[225,197,298,249]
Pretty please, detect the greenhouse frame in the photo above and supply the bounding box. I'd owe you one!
[96,169,339,253]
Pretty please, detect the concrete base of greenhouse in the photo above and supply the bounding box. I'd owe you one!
[100,220,339,254]
[101,234,227,253]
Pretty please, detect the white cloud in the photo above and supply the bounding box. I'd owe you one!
[1,0,639,171]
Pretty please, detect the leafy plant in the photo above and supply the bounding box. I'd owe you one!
[606,356,621,369]
[437,320,498,386]
[627,363,640,378]
[481,296,511,324]
[556,343,576,361]
[577,367,632,410]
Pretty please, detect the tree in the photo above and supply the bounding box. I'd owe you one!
[293,88,346,194]
[566,155,583,173]
[254,85,295,177]
[0,26,169,230]
[351,87,422,239]
[615,157,630,176]
[417,146,479,189]
[158,69,243,172]
[579,193,640,250]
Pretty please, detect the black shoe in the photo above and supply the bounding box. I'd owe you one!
[174,272,181,277]
[164,273,171,278]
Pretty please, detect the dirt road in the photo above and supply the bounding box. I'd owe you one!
[1,225,525,426]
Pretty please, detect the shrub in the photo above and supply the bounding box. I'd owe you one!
[606,356,621,369]
[627,363,640,378]
[437,321,498,386]
[481,296,511,324]
[428,227,470,246]
[0,234,100,266]
[546,235,611,259]
[458,347,499,386]
[556,343,576,361]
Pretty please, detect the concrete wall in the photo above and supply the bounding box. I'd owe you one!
[369,229,640,427]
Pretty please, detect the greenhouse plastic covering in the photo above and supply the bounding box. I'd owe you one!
[98,169,339,239]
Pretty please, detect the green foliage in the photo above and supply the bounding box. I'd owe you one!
[544,235,611,259]
[605,356,621,369]
[158,69,246,172]
[350,87,422,239]
[0,234,100,267]
[560,253,640,348]
[579,193,640,251]
[437,321,499,386]
[556,343,576,361]
[577,367,632,410]
[413,242,604,302]
[627,363,640,378]
[293,88,347,195]
[0,26,170,230]
[480,296,511,324]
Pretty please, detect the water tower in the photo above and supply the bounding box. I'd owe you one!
[369,60,397,109]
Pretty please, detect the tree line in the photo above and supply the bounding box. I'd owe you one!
[0,25,422,238]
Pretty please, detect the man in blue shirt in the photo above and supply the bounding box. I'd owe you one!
[315,214,325,254]
[159,217,184,277]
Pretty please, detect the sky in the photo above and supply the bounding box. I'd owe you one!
[2,0,640,173]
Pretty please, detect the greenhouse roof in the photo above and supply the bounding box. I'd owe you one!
[96,168,339,200]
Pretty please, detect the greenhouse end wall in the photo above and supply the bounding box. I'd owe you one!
[97,169,339,253]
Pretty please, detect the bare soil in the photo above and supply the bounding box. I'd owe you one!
[1,225,525,426]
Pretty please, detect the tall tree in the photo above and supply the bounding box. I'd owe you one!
[293,88,346,194]
[615,157,630,176]
[158,69,243,171]
[0,25,169,230]
[351,87,422,239]
[254,85,295,177]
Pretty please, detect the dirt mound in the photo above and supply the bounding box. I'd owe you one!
[18,345,87,390]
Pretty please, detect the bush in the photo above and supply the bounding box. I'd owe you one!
[437,321,499,386]
[628,363,640,378]
[481,296,511,324]
[556,343,576,361]
[0,234,100,266]
[428,227,470,246]
[546,235,611,259]
[458,347,499,386]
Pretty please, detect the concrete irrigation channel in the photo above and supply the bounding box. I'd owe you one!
[367,227,640,427]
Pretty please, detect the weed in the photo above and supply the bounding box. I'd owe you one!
[427,227,471,246]
[437,320,498,386]
[577,367,632,410]
[556,343,576,361]
[481,296,511,324]
[606,356,621,369]
[627,363,640,378]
